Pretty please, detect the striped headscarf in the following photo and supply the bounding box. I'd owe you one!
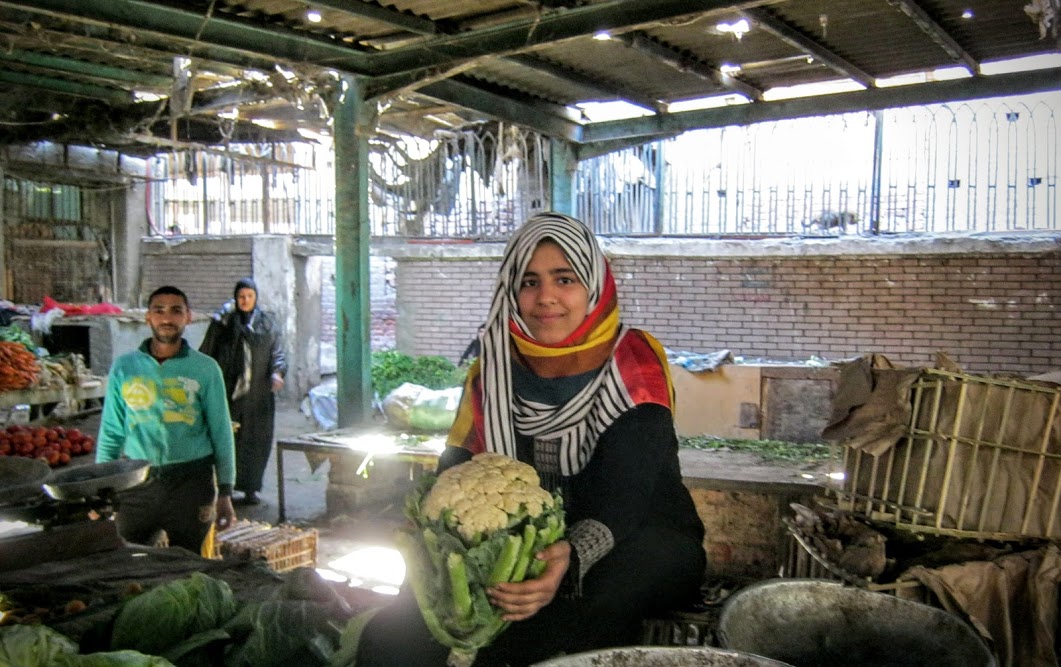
[447,212,673,476]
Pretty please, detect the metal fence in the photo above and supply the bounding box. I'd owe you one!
[146,91,1058,239]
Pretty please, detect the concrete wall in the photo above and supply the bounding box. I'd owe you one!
[385,234,1061,376]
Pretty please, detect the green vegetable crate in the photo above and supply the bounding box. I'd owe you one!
[212,520,318,572]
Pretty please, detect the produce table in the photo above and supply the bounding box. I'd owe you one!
[0,380,106,411]
[275,426,442,522]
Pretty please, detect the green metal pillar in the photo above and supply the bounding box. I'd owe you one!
[549,138,577,216]
[334,75,373,427]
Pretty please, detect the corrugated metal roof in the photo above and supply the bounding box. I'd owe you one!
[0,0,1055,155]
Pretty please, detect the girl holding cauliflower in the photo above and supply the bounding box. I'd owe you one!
[358,212,706,666]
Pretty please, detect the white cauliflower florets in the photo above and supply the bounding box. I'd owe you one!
[422,452,554,540]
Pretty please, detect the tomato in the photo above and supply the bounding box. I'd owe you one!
[66,429,82,440]
[0,443,10,455]
[58,452,70,465]
[80,437,95,453]
[45,429,58,442]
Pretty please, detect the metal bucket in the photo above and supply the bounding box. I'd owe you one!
[532,646,794,666]
[717,579,996,667]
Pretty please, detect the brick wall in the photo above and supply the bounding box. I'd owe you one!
[395,250,1061,376]
[319,255,397,352]
[397,259,499,360]
[140,252,251,313]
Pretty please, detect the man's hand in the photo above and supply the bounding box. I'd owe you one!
[487,540,571,621]
[215,495,236,531]
[271,373,284,393]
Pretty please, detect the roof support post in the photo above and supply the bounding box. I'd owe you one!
[334,74,373,428]
[0,164,5,300]
[870,110,884,235]
[549,138,577,217]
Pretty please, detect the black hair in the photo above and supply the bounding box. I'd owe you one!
[148,285,189,308]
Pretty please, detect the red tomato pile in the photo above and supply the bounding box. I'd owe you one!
[0,425,95,467]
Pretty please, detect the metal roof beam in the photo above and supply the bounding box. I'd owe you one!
[3,0,377,73]
[615,31,763,101]
[366,0,763,76]
[742,7,875,87]
[581,67,1061,144]
[0,50,171,88]
[0,69,131,103]
[887,0,979,74]
[506,54,664,112]
[574,135,677,161]
[419,78,583,142]
[309,0,439,35]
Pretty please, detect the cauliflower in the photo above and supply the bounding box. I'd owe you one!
[397,451,565,667]
[422,452,556,541]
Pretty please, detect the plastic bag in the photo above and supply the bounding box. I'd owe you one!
[381,383,461,432]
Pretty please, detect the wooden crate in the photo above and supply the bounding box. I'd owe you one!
[831,369,1061,541]
[213,520,318,572]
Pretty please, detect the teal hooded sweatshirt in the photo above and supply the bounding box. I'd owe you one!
[96,339,236,493]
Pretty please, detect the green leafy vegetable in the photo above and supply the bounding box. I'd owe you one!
[55,650,177,666]
[110,572,237,657]
[370,350,466,399]
[0,624,78,667]
[0,326,36,354]
[222,599,344,667]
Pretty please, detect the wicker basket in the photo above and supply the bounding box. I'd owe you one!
[212,520,318,572]
[830,369,1061,541]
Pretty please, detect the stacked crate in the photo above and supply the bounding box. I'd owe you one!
[212,520,318,572]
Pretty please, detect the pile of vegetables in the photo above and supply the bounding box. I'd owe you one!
[0,569,368,667]
[0,340,39,392]
[0,425,94,467]
[397,452,566,667]
[0,325,35,354]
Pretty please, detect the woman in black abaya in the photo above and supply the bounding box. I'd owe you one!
[200,277,287,505]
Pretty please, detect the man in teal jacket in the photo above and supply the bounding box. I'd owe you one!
[97,285,237,553]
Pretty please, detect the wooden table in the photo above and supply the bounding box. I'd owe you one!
[0,381,107,422]
[274,427,442,522]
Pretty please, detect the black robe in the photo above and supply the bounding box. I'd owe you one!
[199,301,287,494]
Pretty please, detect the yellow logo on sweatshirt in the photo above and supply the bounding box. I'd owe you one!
[121,378,157,410]
[122,376,201,426]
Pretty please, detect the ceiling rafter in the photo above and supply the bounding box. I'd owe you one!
[419,77,583,141]
[581,66,1061,144]
[614,31,763,102]
[742,6,876,88]
[887,0,979,74]
[0,69,131,103]
[362,0,765,77]
[308,0,441,36]
[506,54,664,112]
[0,49,172,88]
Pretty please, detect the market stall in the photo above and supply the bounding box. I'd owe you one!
[0,457,386,666]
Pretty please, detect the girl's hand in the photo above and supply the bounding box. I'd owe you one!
[487,540,571,621]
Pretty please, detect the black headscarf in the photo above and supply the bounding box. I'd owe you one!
[234,277,257,324]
